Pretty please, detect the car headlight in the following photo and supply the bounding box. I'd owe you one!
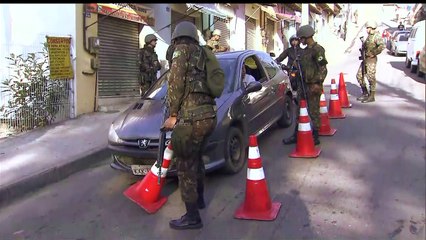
[108,124,123,144]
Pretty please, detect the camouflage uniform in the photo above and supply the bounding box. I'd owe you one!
[166,40,176,68]
[299,42,328,131]
[356,30,385,93]
[206,39,227,53]
[168,43,217,204]
[138,46,161,95]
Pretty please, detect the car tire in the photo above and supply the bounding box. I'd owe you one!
[410,64,417,73]
[277,95,294,128]
[417,65,425,78]
[405,57,411,68]
[222,126,246,174]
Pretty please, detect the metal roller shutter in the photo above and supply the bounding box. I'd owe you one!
[98,17,140,97]
[246,16,256,50]
[214,16,230,48]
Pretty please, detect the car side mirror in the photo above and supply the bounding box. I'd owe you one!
[245,81,262,93]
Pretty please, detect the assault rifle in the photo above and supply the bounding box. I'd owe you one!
[157,99,169,185]
[293,48,308,105]
[359,36,366,80]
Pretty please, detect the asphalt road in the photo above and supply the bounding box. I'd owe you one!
[0,49,424,240]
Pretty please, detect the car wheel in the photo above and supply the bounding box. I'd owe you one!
[222,126,246,174]
[417,65,425,77]
[405,57,411,68]
[277,95,294,128]
[410,64,417,73]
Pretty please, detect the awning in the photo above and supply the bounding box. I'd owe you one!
[259,4,279,21]
[186,3,233,20]
[284,4,302,12]
[317,3,334,14]
[334,4,342,15]
[276,13,301,23]
[309,4,322,15]
[86,3,155,25]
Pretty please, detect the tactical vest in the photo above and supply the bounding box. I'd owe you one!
[185,45,209,96]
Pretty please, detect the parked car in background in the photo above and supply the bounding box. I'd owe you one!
[406,20,426,73]
[390,31,409,56]
[108,50,295,177]
[418,45,426,79]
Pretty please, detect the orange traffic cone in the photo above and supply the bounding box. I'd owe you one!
[123,144,173,214]
[319,91,337,136]
[338,72,352,108]
[289,100,321,158]
[328,79,346,119]
[234,135,281,221]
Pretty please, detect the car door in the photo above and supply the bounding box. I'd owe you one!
[241,55,273,134]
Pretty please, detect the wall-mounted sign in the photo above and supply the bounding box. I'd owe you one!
[86,3,155,26]
[46,36,74,80]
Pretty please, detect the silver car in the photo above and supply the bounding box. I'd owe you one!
[108,50,295,176]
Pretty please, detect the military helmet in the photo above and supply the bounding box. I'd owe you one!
[171,21,199,42]
[212,29,221,36]
[289,34,299,43]
[145,34,157,44]
[297,25,315,38]
[366,20,378,29]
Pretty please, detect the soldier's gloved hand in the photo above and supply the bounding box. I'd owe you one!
[161,116,177,131]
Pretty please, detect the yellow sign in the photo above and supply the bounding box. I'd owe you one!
[46,36,74,80]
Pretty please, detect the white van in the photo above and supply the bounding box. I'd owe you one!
[405,20,425,73]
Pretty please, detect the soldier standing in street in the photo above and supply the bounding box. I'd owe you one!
[294,25,328,145]
[206,29,228,53]
[138,34,162,96]
[161,21,218,230]
[275,35,302,72]
[356,20,385,103]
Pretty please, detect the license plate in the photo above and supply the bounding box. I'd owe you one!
[131,165,151,176]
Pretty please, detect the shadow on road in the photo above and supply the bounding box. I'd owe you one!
[389,61,425,84]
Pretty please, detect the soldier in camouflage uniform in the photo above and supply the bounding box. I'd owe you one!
[161,21,217,230]
[356,20,385,103]
[165,39,176,68]
[138,34,162,96]
[206,29,228,53]
[295,25,328,145]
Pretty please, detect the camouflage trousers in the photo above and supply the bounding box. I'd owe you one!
[356,60,377,91]
[294,83,321,130]
[176,117,216,203]
[139,73,155,96]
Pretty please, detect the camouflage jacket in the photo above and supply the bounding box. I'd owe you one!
[167,43,215,118]
[138,46,161,82]
[299,42,328,84]
[364,31,385,58]
[206,39,227,53]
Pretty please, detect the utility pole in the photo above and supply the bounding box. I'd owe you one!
[302,4,309,25]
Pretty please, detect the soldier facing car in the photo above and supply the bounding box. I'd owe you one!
[161,21,218,230]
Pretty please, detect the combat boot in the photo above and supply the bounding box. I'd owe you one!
[312,129,320,145]
[362,91,375,103]
[282,123,298,145]
[356,86,369,101]
[169,202,203,230]
[197,180,206,209]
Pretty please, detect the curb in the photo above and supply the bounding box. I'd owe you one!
[0,146,111,209]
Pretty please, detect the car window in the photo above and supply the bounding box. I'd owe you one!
[399,34,409,41]
[218,58,237,94]
[144,59,236,100]
[257,51,280,79]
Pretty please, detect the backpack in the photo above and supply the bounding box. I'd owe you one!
[201,46,225,98]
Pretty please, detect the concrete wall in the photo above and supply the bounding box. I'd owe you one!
[0,4,77,110]
[229,4,245,51]
[75,4,97,115]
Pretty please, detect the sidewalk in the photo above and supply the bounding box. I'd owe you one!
[0,103,132,207]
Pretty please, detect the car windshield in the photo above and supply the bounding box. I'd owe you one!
[398,34,409,41]
[143,58,237,100]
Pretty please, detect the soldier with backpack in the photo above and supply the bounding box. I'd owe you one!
[161,21,224,230]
